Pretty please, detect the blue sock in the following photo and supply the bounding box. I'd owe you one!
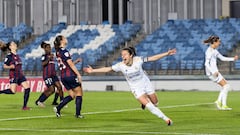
[53,93,59,103]
[75,96,82,116]
[57,96,73,111]
[38,93,48,102]
[23,88,30,107]
[0,89,14,94]
[60,95,64,102]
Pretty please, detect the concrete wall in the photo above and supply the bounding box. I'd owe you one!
[82,75,240,91]
[222,0,230,17]
[1,76,239,91]
[82,80,240,91]
[0,0,225,34]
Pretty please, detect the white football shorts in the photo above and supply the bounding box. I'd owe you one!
[130,82,155,99]
[208,73,224,83]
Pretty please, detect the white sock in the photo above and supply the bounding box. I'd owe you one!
[217,88,224,103]
[221,84,230,106]
[146,102,169,121]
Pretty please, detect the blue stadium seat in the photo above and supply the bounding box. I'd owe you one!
[235,60,240,69]
[195,60,204,70]
[160,60,169,70]
[143,62,154,70]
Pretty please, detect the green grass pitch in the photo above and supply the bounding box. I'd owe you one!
[0,91,239,135]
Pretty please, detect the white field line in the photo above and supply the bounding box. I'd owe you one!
[0,102,219,135]
[0,102,214,122]
[0,128,221,135]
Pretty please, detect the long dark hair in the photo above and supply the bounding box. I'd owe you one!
[203,35,219,44]
[122,46,136,57]
[0,41,12,52]
[54,35,63,52]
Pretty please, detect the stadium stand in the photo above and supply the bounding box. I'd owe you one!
[2,19,240,76]
[114,18,240,75]
[0,23,33,76]
[16,22,141,74]
[0,23,33,43]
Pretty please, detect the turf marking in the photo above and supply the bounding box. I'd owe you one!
[0,102,213,122]
[0,102,219,135]
[0,128,221,135]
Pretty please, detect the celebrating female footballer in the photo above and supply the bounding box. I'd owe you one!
[204,35,238,110]
[84,46,176,126]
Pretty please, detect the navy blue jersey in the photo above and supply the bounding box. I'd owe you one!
[4,52,24,79]
[56,48,76,78]
[42,54,57,79]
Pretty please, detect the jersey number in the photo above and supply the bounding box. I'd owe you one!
[56,57,66,70]
[45,78,53,85]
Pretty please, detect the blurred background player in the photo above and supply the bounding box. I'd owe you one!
[84,46,176,126]
[53,35,84,118]
[0,41,31,110]
[35,41,64,107]
[204,35,238,110]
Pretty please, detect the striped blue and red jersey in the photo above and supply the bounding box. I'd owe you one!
[4,52,24,79]
[42,54,57,79]
[56,48,76,78]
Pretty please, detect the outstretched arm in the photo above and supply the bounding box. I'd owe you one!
[83,66,113,73]
[147,48,176,62]
[217,53,238,61]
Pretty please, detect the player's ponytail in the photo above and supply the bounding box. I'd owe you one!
[203,35,219,44]
[54,35,63,52]
[0,41,6,51]
[0,41,11,52]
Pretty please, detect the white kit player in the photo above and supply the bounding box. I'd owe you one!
[204,35,238,110]
[84,46,176,126]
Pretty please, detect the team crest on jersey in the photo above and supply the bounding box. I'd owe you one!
[41,56,45,60]
[64,52,70,57]
[4,58,8,62]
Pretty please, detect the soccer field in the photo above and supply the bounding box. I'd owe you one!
[0,91,239,135]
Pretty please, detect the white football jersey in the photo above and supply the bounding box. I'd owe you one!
[112,56,151,89]
[205,47,234,76]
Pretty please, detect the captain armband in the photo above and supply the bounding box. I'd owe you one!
[143,57,148,62]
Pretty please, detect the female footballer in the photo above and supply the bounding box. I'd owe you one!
[35,41,64,107]
[84,46,176,126]
[204,35,238,110]
[53,35,84,118]
[0,41,31,110]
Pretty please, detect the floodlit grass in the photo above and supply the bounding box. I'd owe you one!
[0,91,240,135]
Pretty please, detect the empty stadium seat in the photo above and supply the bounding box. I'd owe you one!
[19,23,141,71]
[135,18,240,71]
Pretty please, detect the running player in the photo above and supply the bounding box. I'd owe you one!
[84,46,176,126]
[53,35,83,118]
[0,41,31,110]
[204,35,238,110]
